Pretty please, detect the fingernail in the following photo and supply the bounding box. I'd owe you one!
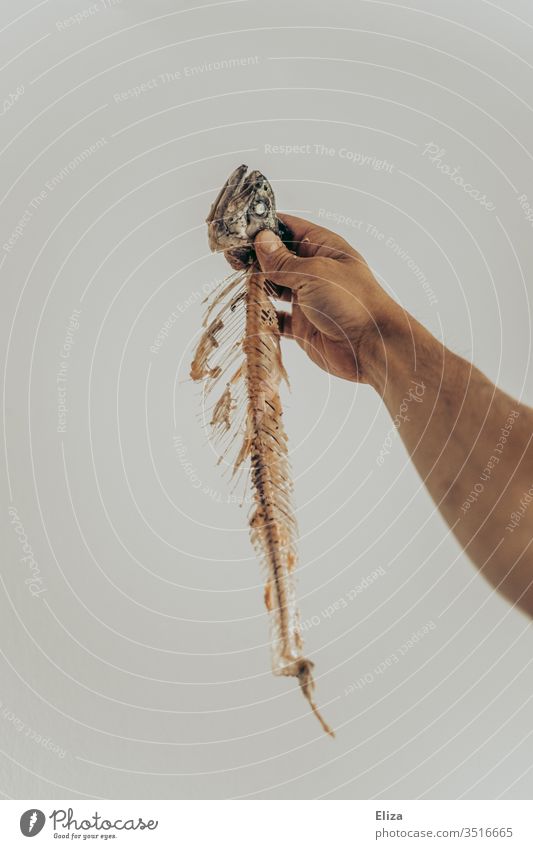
[255,229,280,253]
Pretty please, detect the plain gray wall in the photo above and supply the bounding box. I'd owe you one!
[1,0,533,799]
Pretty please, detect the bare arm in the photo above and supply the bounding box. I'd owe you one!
[254,216,533,617]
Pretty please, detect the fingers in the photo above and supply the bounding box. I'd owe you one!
[254,229,310,289]
[276,213,321,241]
[277,213,358,261]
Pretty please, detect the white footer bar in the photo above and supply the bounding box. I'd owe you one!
[1,800,532,848]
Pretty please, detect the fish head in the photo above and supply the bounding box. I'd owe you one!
[206,164,285,265]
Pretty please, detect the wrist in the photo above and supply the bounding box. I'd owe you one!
[358,303,422,394]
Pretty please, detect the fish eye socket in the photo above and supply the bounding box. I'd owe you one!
[253,201,268,216]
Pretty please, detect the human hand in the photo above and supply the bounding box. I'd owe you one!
[254,214,398,383]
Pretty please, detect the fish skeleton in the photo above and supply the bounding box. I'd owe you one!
[191,165,333,736]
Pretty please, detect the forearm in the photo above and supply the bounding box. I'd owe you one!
[363,309,533,616]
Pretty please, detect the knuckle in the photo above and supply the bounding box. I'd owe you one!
[269,248,298,279]
[272,247,293,268]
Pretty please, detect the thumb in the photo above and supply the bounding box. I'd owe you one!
[254,229,303,288]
